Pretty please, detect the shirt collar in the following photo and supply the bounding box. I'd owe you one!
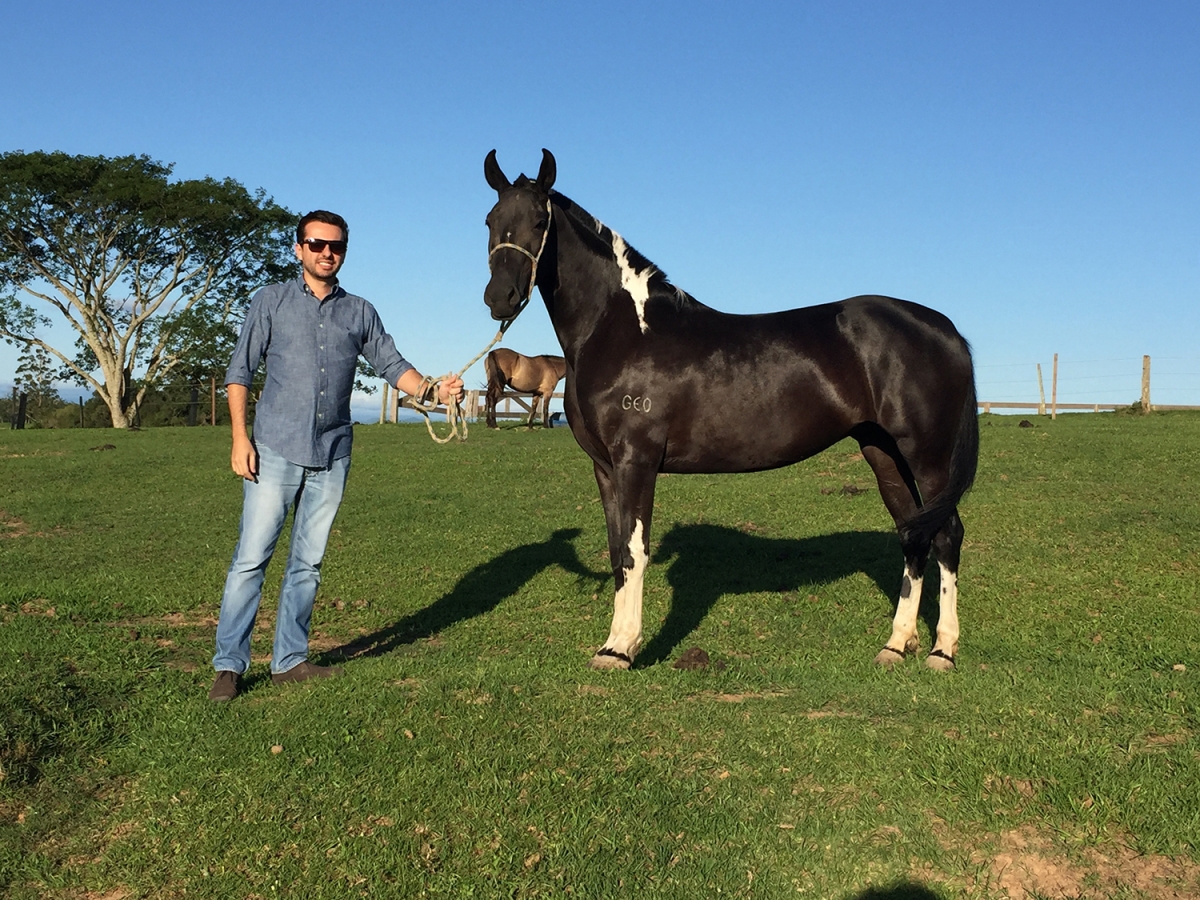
[299,276,343,301]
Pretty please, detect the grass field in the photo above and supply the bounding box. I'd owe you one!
[1,413,1198,899]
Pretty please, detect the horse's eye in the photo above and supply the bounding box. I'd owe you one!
[535,219,548,230]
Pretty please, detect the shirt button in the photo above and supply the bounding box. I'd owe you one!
[320,368,325,373]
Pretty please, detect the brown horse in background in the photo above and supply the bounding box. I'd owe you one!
[484,348,567,428]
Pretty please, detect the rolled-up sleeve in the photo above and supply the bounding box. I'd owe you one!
[360,303,413,387]
[225,288,272,387]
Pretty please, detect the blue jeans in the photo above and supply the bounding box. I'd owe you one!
[212,443,351,676]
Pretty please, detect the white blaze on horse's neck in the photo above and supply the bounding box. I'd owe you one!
[612,232,652,334]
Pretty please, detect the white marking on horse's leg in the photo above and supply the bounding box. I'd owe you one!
[874,566,922,667]
[927,561,959,671]
[591,519,647,670]
[611,233,652,334]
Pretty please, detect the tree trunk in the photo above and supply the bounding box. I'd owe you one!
[104,397,132,429]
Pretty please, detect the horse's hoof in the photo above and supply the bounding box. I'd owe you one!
[874,646,907,668]
[925,649,956,672]
[589,648,633,670]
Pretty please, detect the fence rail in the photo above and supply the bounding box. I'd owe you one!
[8,348,1200,430]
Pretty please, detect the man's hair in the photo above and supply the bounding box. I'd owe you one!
[296,210,349,245]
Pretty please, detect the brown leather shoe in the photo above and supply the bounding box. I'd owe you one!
[271,661,344,685]
[208,670,241,702]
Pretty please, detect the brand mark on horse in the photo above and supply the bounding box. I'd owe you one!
[621,394,652,412]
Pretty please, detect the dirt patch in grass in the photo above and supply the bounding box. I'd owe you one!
[10,598,58,617]
[0,510,68,539]
[690,689,791,703]
[106,610,219,672]
[987,825,1200,899]
[926,815,1200,898]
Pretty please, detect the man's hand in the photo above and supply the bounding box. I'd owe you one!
[438,374,465,404]
[231,433,258,482]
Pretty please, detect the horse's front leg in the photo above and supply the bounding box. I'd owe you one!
[590,458,658,670]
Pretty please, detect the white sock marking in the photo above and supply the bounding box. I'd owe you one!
[605,519,648,658]
[934,561,959,658]
[885,567,922,654]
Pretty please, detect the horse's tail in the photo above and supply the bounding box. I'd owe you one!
[898,370,979,552]
[484,351,504,427]
[485,350,503,394]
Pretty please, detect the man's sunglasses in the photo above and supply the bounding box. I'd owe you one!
[301,238,347,255]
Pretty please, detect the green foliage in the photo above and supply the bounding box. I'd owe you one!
[0,151,296,427]
[0,415,1197,897]
[13,346,58,403]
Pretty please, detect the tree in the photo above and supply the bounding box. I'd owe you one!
[13,344,62,418]
[0,151,296,428]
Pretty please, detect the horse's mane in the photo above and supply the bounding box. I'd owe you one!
[550,191,706,314]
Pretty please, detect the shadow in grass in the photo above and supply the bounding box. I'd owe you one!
[639,524,936,667]
[322,528,601,661]
[847,884,943,900]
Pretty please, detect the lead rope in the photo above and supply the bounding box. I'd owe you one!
[410,198,552,443]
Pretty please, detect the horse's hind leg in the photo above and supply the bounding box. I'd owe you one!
[926,510,963,671]
[859,443,927,668]
[485,383,500,428]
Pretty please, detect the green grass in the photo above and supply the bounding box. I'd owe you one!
[1,414,1198,898]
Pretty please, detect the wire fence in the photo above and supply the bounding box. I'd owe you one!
[4,353,1200,428]
[975,355,1200,410]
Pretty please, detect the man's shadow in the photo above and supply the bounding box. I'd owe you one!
[322,527,600,661]
[637,523,928,667]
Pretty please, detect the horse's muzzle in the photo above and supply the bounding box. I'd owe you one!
[484,276,524,322]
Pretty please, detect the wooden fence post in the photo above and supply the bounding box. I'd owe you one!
[1141,355,1151,413]
[379,384,389,424]
[210,376,217,425]
[1051,353,1058,420]
[1037,364,1046,416]
[389,383,400,423]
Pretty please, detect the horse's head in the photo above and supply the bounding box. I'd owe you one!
[483,148,556,322]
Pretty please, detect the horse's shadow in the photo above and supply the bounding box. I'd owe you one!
[847,885,942,900]
[638,523,913,666]
[324,523,937,666]
[321,527,599,662]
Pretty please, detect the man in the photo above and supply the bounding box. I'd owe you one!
[208,210,463,702]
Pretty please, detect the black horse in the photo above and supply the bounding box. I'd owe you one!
[483,149,979,671]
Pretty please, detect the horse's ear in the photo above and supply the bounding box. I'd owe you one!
[484,149,511,193]
[536,149,556,193]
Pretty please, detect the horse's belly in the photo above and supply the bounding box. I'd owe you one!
[661,415,844,474]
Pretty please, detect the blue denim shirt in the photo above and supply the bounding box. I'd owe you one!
[225,278,413,467]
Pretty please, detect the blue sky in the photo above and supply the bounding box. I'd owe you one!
[5,1,1198,415]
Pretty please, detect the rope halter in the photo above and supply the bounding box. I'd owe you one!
[412,195,553,444]
[486,195,553,328]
